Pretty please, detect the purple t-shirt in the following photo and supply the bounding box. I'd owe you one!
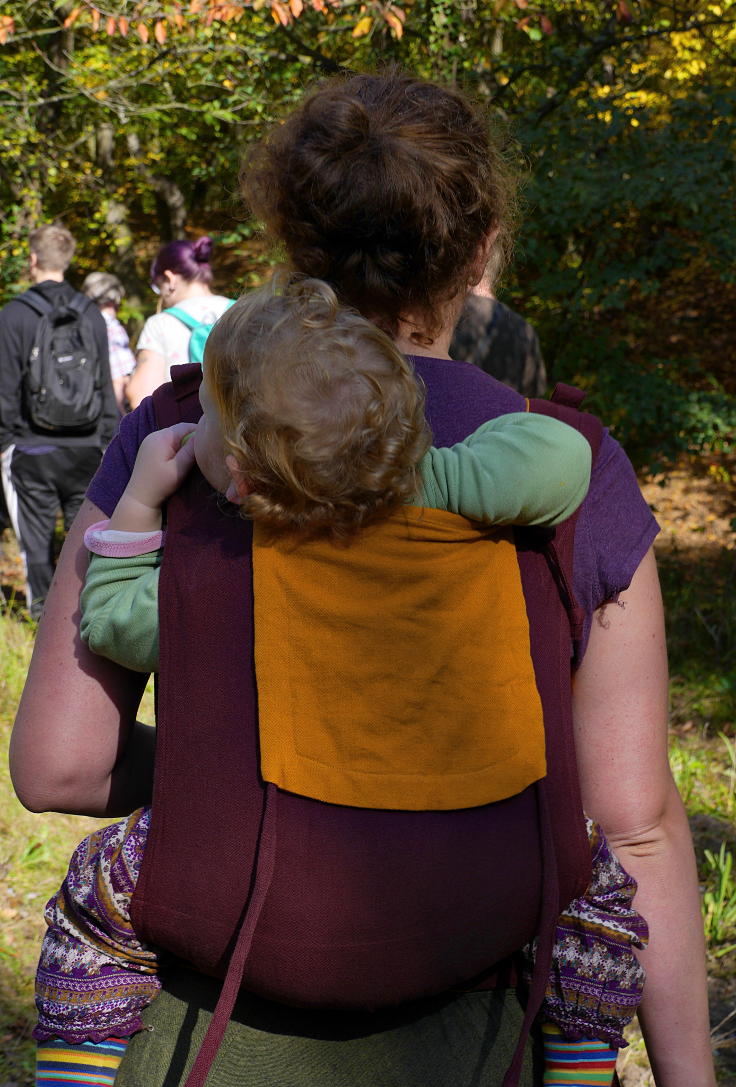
[87,357,658,659]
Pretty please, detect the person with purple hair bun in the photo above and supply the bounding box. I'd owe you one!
[126,237,232,409]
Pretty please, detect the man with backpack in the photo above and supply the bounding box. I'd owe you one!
[0,223,118,618]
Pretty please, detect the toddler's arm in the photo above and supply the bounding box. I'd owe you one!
[80,423,197,673]
[81,547,161,673]
[419,412,591,526]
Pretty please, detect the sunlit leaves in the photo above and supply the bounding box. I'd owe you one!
[0,0,410,45]
[0,0,732,381]
[271,1,291,25]
[384,3,405,37]
[29,1,340,40]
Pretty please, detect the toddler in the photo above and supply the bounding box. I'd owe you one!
[35,277,646,1087]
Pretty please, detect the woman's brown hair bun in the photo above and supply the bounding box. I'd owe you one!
[242,69,517,343]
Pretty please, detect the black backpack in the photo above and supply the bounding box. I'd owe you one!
[18,290,105,435]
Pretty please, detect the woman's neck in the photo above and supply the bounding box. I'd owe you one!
[178,281,212,301]
[392,293,464,359]
[393,330,453,359]
[164,279,213,309]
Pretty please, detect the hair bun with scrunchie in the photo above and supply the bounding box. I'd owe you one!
[192,235,213,264]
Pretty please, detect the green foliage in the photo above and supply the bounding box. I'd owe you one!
[659,549,736,736]
[0,0,734,469]
[0,604,35,716]
[573,354,736,473]
[703,844,736,957]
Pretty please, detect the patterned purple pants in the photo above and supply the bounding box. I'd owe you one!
[35,811,647,1047]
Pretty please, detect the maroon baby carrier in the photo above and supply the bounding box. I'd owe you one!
[130,363,603,1087]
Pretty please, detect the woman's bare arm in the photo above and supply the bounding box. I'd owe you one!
[126,349,168,410]
[112,376,129,415]
[573,547,714,1085]
[10,498,155,817]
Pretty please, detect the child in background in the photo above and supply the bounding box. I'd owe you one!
[34,278,646,1087]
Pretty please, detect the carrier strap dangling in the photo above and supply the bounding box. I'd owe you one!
[183,783,278,1087]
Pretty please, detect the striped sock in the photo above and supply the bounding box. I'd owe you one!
[542,1022,617,1086]
[36,1036,129,1086]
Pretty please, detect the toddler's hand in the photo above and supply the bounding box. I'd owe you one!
[110,423,198,533]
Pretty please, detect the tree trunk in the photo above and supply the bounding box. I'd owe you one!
[126,132,187,239]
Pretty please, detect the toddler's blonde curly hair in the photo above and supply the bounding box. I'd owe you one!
[205,276,431,542]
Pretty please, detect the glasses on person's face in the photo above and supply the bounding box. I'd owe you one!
[151,282,161,295]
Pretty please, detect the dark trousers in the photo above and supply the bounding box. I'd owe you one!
[1,443,101,617]
[0,480,9,532]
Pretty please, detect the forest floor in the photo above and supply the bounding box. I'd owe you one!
[0,453,734,1085]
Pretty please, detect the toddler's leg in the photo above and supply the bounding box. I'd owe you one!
[543,819,648,1051]
[542,1022,617,1086]
[36,1037,129,1086]
[34,807,160,1084]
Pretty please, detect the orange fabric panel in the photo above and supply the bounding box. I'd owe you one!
[253,506,546,811]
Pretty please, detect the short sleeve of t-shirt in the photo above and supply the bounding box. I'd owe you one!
[573,429,659,654]
[87,398,158,517]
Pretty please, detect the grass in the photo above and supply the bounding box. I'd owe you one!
[0,534,735,1084]
[660,547,736,735]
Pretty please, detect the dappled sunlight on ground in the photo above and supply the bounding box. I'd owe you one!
[640,453,735,558]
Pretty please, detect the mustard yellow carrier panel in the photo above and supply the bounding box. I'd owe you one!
[252,506,546,811]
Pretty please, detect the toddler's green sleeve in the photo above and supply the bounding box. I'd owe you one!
[418,412,591,526]
[80,552,161,673]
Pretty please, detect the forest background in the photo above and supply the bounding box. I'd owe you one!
[0,1,735,1083]
[1,0,735,465]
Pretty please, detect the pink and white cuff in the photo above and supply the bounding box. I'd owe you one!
[84,520,165,558]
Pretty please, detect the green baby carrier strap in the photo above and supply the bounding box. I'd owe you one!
[166,300,235,365]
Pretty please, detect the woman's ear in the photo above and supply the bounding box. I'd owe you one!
[467,227,500,292]
[225,454,253,505]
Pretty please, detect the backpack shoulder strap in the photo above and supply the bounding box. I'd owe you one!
[165,306,200,332]
[16,290,53,318]
[66,291,94,318]
[152,362,203,428]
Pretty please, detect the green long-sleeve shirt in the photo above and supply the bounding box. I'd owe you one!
[81,411,591,674]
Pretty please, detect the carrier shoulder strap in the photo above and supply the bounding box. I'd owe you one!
[152,362,203,427]
[527,382,605,658]
[530,381,604,455]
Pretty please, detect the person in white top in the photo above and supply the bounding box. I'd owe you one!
[126,236,232,409]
